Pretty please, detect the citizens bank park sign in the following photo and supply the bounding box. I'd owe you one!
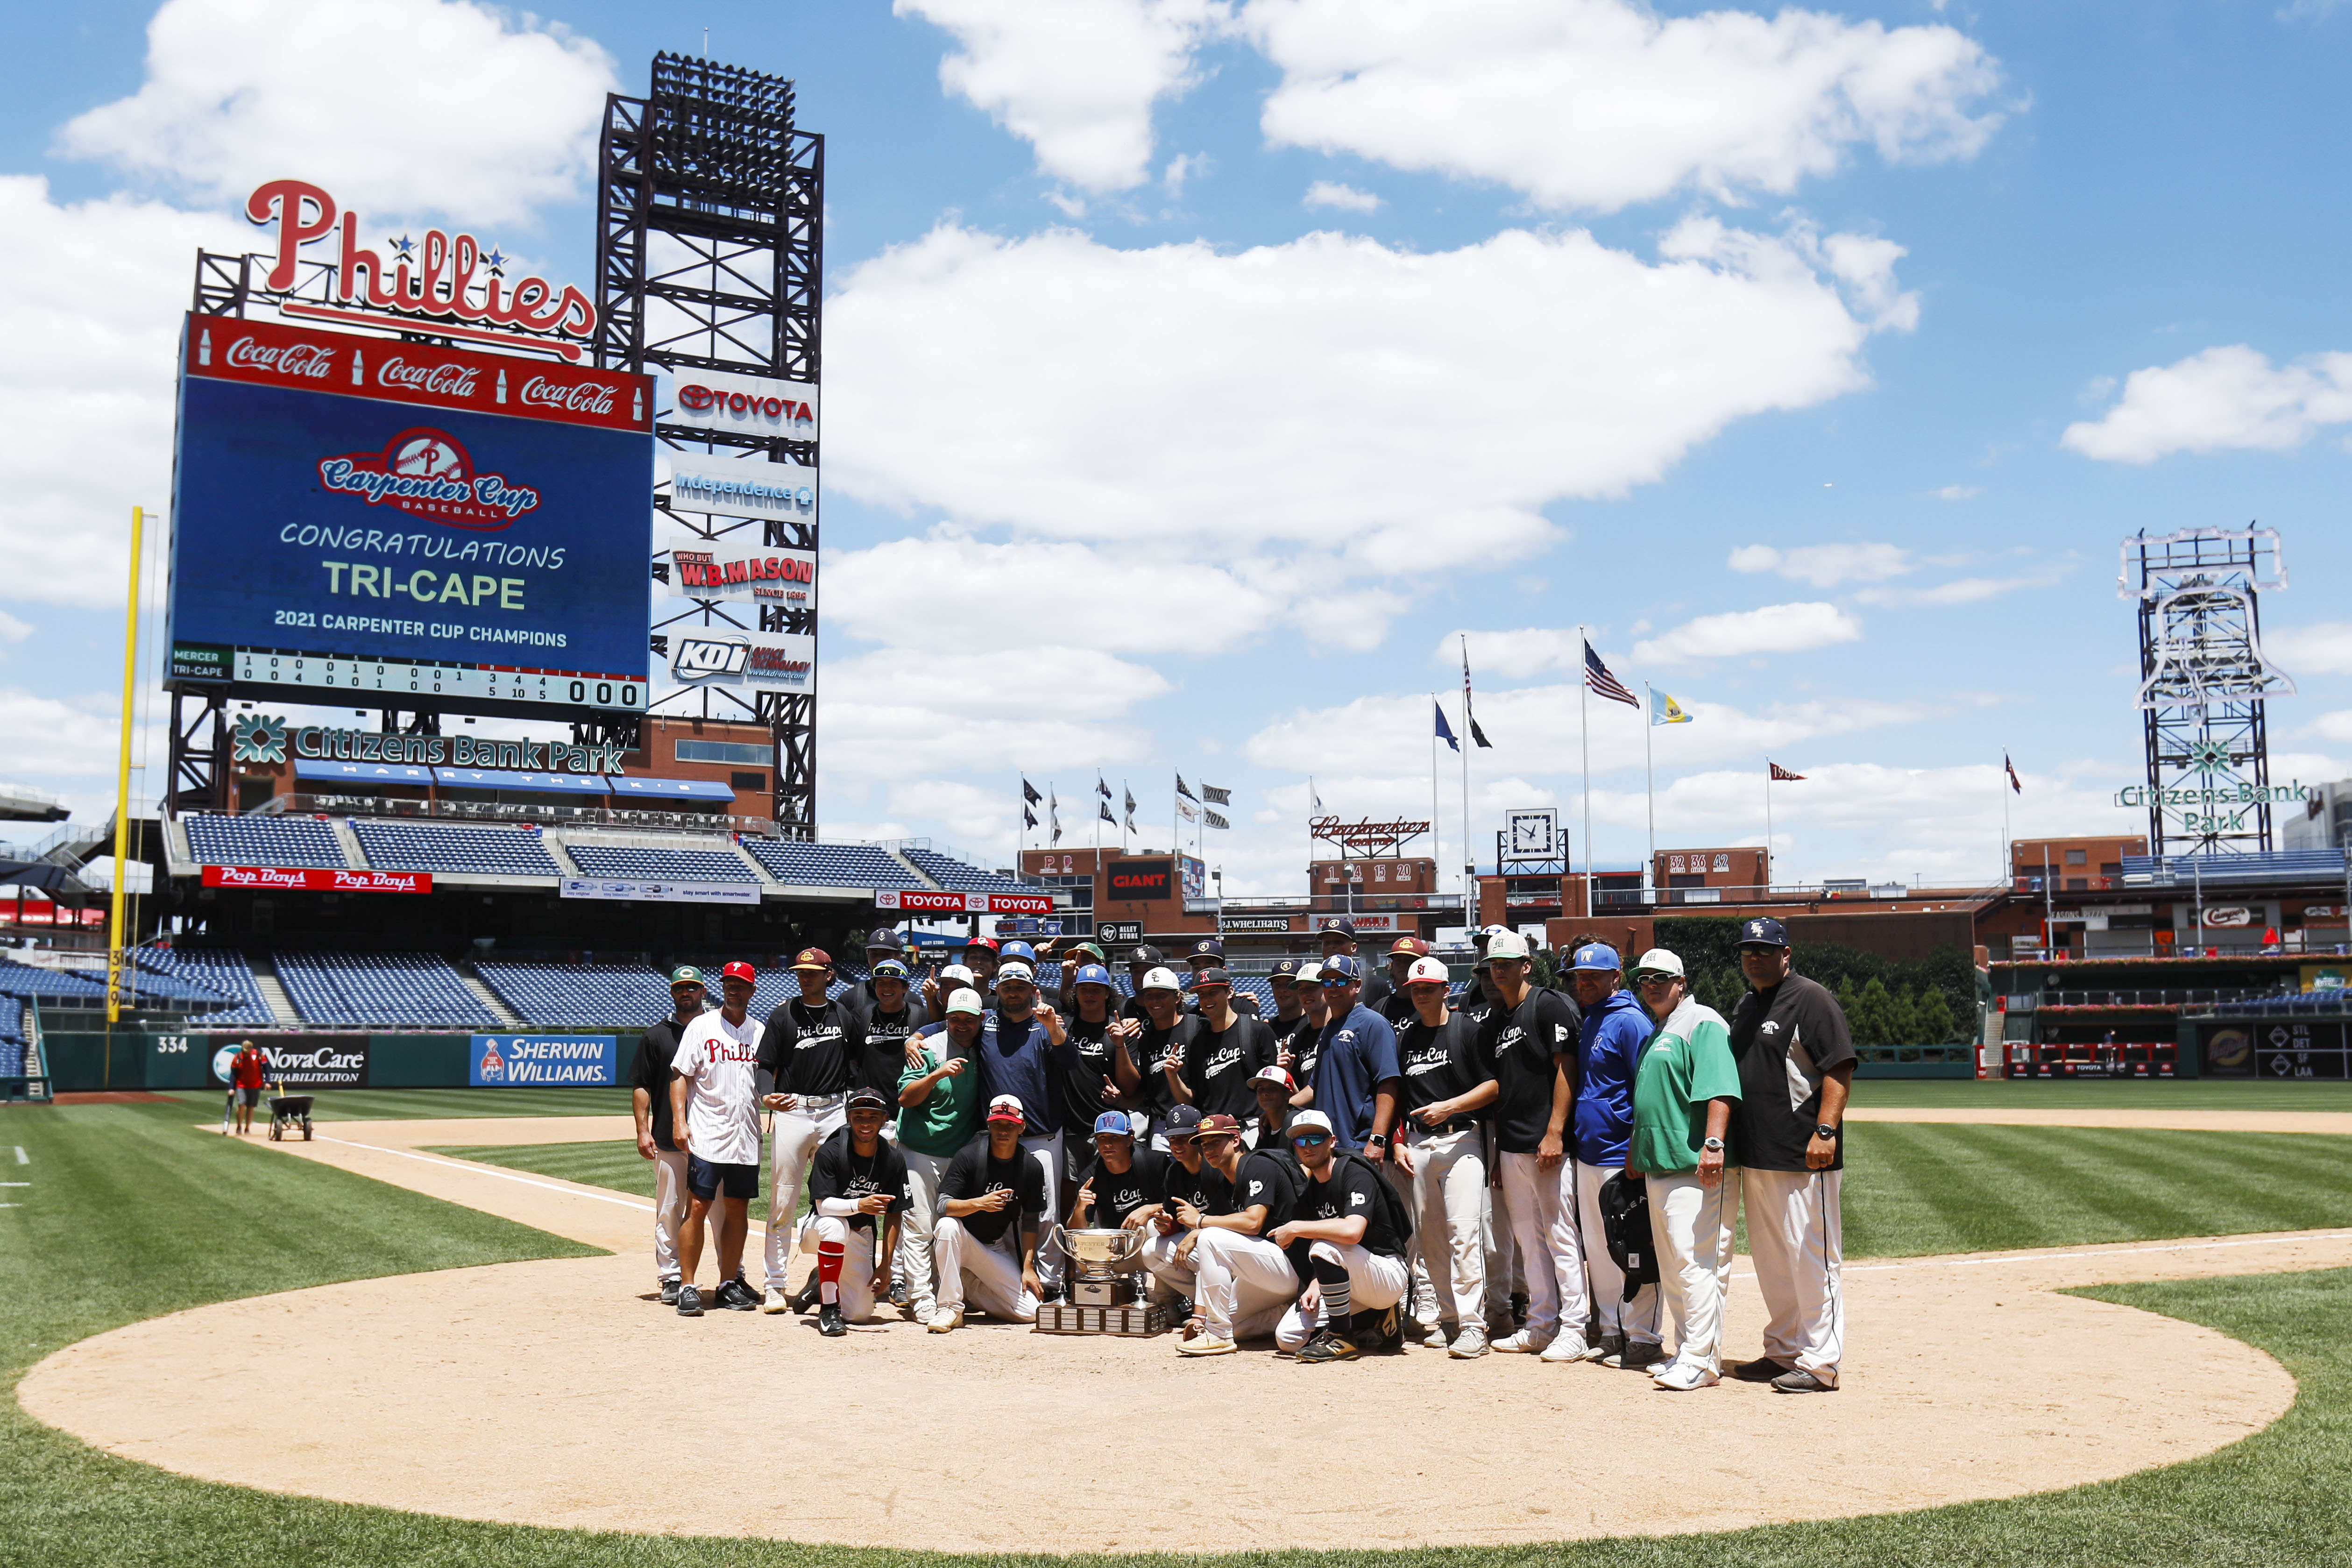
[875,889,1054,915]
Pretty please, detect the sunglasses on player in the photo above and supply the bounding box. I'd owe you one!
[1290,1131,1331,1147]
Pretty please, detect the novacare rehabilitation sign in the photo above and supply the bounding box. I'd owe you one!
[470,1035,617,1087]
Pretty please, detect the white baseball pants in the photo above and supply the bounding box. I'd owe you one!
[931,1216,1038,1321]
[1405,1128,1488,1331]
[1275,1242,1409,1351]
[1646,1169,1742,1376]
[1743,1168,1843,1384]
[1577,1159,1661,1342]
[1190,1228,1299,1340]
[1141,1228,1199,1305]
[810,1215,886,1321]
[1019,1130,1065,1289]
[895,1146,956,1320]
[1497,1150,1590,1342]
[651,1148,688,1284]
[763,1097,846,1291]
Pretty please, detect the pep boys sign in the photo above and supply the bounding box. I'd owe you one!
[246,179,597,362]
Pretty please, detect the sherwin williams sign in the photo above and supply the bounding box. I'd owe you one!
[469,1035,618,1086]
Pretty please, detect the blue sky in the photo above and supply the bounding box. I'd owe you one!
[10,0,2352,901]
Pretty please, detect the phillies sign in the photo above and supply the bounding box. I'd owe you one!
[247,179,597,362]
[201,866,432,894]
[875,889,1054,915]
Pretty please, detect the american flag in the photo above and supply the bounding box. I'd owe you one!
[1769,761,1806,782]
[1583,640,1640,708]
[2005,754,2022,795]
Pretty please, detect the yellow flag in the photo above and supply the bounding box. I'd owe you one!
[1650,687,1692,726]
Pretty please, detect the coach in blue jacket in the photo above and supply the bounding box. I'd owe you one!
[1568,942,1663,1368]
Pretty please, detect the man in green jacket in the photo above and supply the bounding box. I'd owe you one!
[896,988,986,1324]
[1625,949,1742,1391]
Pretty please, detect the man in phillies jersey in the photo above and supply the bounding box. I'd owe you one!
[666,961,765,1317]
[757,948,868,1313]
[804,1087,911,1336]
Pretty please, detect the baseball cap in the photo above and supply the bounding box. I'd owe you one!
[1318,917,1358,939]
[668,965,705,987]
[789,947,833,972]
[1249,1064,1296,1092]
[865,927,905,954]
[719,959,757,984]
[1130,944,1165,966]
[963,936,1000,955]
[1631,948,1686,979]
[870,958,911,981]
[1405,956,1449,986]
[1289,1109,1334,1137]
[1195,1113,1243,1139]
[1187,966,1232,990]
[995,961,1036,986]
[1269,958,1303,985]
[1737,916,1791,949]
[1161,1104,1204,1141]
[1389,936,1431,958]
[1190,938,1225,962]
[986,1094,1027,1124]
[1571,943,1622,972]
[1070,941,1107,963]
[1294,960,1324,987]
[1139,965,1183,993]
[1472,923,1509,949]
[1072,963,1113,987]
[1000,940,1037,965]
[847,1086,890,1112]
[945,988,985,1016]
[1486,930,1530,961]
[1318,954,1362,983]
[1092,1110,1133,1138]
[1472,954,1494,974]
[939,963,977,987]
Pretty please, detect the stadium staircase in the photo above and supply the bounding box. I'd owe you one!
[245,952,302,1028]
[886,846,932,887]
[328,819,367,869]
[457,966,524,1027]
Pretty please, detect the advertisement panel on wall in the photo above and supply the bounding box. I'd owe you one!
[874,889,1055,914]
[662,454,818,525]
[470,1035,618,1086]
[208,1034,371,1089]
[200,866,432,894]
[666,628,816,694]
[558,878,761,906]
[166,313,654,715]
[662,364,819,440]
[660,521,816,608]
[1107,859,1172,901]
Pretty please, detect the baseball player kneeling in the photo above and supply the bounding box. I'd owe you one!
[928,1094,1049,1331]
[1268,1110,1412,1362]
[805,1086,911,1336]
[1173,1112,1300,1355]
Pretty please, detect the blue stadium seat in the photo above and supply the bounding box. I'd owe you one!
[476,961,674,1028]
[353,821,562,877]
[184,815,349,869]
[741,841,922,889]
[901,847,1024,892]
[274,950,499,1028]
[134,947,276,1026]
[565,844,758,883]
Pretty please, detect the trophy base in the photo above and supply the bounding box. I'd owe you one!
[1033,1303,1171,1336]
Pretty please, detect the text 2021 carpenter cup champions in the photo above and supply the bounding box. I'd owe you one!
[166,304,654,717]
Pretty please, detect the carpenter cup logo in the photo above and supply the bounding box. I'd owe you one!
[317,427,541,531]
[231,712,288,763]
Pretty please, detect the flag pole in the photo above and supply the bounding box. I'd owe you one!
[1579,626,1592,923]
[2001,752,2011,888]
[1431,694,1441,910]
[1644,684,1656,901]
[1459,645,1472,918]
[1765,762,1774,889]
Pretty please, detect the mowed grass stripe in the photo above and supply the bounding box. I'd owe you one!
[163,1087,635,1121]
[1853,1077,2352,1110]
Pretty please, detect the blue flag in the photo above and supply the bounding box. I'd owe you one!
[1434,700,1460,752]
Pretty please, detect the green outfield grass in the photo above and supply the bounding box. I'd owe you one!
[8,1099,2352,1565]
[163,1086,634,1120]
[1855,1077,2352,1108]
[435,1124,2352,1262]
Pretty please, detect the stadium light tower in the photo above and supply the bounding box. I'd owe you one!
[2118,526,2295,858]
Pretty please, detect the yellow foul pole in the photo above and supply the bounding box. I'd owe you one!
[106,505,144,1029]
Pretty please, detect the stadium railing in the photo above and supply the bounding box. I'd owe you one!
[253,792,785,839]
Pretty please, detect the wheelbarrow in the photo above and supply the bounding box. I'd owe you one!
[267,1092,315,1142]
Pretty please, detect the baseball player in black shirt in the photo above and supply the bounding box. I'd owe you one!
[1176,1113,1301,1355]
[929,1094,1050,1331]
[857,959,929,1124]
[1180,939,1260,1015]
[1071,1109,1169,1230]
[1118,967,1199,1146]
[1176,969,1276,1121]
[1270,1109,1410,1362]
[630,964,708,1305]
[1480,931,1595,1361]
[1393,955,1501,1357]
[1057,963,1143,1182]
[1137,1103,1213,1310]
[805,1087,911,1336]
[756,948,869,1312]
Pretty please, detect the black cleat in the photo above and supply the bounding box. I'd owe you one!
[659,1279,680,1306]
[1772,1368,1836,1394]
[1509,1291,1529,1329]
[1297,1328,1360,1364]
[890,1277,910,1309]
[676,1284,704,1317]
[1732,1357,1792,1383]
[818,1302,846,1337]
[790,1276,822,1314]
[715,1277,760,1312]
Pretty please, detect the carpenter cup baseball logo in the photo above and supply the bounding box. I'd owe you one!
[317,427,542,530]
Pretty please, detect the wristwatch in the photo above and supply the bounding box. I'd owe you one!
[1701,1136,1724,1153]
[1366,1133,1389,1148]
[1815,1123,1842,1141]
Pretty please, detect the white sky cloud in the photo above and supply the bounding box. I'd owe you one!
[1728,541,1912,586]
[1304,179,1381,212]
[898,0,1233,194]
[1244,0,2006,213]
[2061,344,2352,462]
[57,0,614,226]
[1934,483,1981,500]
[1632,602,1863,664]
[2262,621,2352,676]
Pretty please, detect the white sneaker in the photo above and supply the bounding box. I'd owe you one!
[1449,1328,1490,1359]
[1491,1329,1553,1355]
[760,1287,790,1315]
[925,1308,963,1333]
[1179,1333,1237,1356]
[1540,1333,1601,1364]
[1652,1360,1719,1391]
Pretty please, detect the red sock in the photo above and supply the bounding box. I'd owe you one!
[817,1241,844,1305]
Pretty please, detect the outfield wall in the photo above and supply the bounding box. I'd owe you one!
[44,1030,644,1094]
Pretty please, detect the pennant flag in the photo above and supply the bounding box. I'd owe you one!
[1124,809,1136,832]
[1583,640,1640,708]
[1177,798,1200,823]
[1096,773,1112,800]
[2005,753,2023,795]
[1203,784,1232,806]
[1470,713,1492,748]
[1311,778,1324,811]
[1205,809,1231,830]
[1176,773,1199,802]
[1461,639,1495,747]
[1023,805,1037,830]
[1050,788,1063,844]
[1435,700,1460,752]
[1124,785,1136,814]
[1098,800,1116,824]
[1021,777,1041,806]
[1769,761,1806,782]
[1649,686,1692,726]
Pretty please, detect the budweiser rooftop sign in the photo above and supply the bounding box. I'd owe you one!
[201,866,431,894]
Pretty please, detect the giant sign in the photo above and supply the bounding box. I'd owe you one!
[167,313,654,716]
[1107,859,1172,901]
